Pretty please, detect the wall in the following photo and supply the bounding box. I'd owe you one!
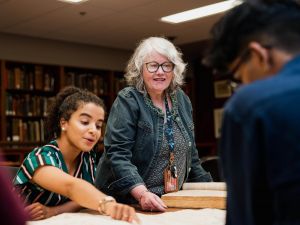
[0,34,218,157]
[0,32,132,71]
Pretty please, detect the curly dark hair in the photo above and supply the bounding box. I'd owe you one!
[44,86,105,142]
[203,0,300,75]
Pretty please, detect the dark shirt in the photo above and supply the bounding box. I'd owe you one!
[0,156,28,225]
[220,55,300,225]
[145,120,187,195]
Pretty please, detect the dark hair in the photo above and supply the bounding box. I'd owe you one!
[45,86,105,142]
[203,0,300,74]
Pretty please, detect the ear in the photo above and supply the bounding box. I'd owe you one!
[248,42,270,71]
[60,118,67,130]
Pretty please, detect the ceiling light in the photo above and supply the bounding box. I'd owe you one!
[58,0,89,3]
[161,0,242,24]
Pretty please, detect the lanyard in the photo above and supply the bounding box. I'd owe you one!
[164,95,178,178]
[164,95,175,153]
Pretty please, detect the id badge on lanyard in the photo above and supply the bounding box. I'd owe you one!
[163,95,179,193]
[164,152,178,193]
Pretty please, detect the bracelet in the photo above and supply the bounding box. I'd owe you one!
[98,196,116,215]
[138,190,150,203]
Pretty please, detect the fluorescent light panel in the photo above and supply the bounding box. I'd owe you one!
[58,0,88,3]
[161,0,242,24]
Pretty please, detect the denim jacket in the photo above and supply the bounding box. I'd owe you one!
[95,87,212,202]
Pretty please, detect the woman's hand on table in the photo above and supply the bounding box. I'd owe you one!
[139,191,167,212]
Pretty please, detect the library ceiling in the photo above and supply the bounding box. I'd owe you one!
[0,0,222,50]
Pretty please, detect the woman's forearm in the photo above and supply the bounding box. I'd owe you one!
[67,178,106,211]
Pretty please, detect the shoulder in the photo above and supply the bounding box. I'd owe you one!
[118,87,141,98]
[174,87,188,98]
[115,87,144,105]
[24,140,62,170]
[27,141,59,158]
[225,74,299,122]
[173,88,192,107]
[225,82,267,121]
[113,87,145,110]
[14,141,62,184]
[108,87,144,122]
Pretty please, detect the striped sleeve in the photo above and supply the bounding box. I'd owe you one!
[89,150,97,182]
[14,145,60,185]
[81,150,97,184]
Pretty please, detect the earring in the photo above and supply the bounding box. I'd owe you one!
[61,127,65,131]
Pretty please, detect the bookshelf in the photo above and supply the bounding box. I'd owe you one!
[112,71,127,96]
[1,61,59,144]
[0,59,124,166]
[62,66,113,111]
[0,57,218,166]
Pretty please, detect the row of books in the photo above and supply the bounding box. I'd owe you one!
[6,65,57,91]
[65,72,109,96]
[7,119,45,142]
[5,94,55,116]
[65,72,128,95]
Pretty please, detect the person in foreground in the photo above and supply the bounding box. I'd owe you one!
[204,1,300,225]
[95,36,212,212]
[13,86,139,223]
[0,156,28,225]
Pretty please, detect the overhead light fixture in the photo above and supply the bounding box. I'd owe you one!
[58,0,89,3]
[161,0,242,24]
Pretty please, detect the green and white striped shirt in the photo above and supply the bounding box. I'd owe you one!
[13,140,96,206]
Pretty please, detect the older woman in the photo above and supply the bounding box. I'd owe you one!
[95,37,212,212]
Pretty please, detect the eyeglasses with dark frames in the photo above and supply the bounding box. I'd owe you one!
[218,48,251,93]
[145,61,175,73]
[226,44,273,91]
[228,48,251,81]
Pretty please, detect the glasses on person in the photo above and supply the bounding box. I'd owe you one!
[145,61,175,73]
[228,48,251,81]
[226,44,273,91]
[221,48,251,92]
[228,44,273,80]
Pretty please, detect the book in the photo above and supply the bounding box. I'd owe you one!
[35,65,44,90]
[161,182,226,209]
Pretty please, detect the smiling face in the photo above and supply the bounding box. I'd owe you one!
[142,51,174,96]
[60,102,105,153]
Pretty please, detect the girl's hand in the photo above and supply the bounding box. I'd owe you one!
[25,202,57,220]
[105,202,140,224]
